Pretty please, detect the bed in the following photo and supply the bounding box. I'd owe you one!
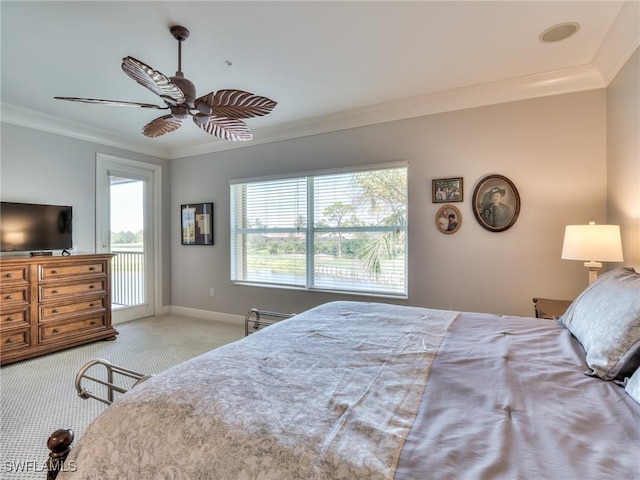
[50,267,640,479]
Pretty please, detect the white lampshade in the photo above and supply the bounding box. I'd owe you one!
[561,223,623,262]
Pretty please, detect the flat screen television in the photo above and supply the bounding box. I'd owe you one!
[1,202,73,253]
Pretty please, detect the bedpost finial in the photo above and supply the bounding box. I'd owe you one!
[47,428,74,480]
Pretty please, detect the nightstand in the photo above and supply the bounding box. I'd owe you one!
[532,298,572,320]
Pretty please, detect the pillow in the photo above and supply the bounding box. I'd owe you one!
[625,367,640,405]
[559,267,640,380]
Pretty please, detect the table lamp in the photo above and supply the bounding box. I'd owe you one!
[561,222,623,284]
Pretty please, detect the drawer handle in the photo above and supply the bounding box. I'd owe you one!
[90,321,96,325]
[89,267,96,271]
[89,285,95,289]
[6,338,14,344]
[6,317,14,322]
[51,270,58,274]
[5,272,13,278]
[52,309,58,314]
[5,295,14,300]
[51,290,59,294]
[89,303,95,307]
[52,328,59,334]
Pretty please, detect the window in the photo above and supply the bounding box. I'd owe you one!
[230,163,407,297]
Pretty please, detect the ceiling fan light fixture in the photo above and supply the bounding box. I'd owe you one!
[169,105,190,120]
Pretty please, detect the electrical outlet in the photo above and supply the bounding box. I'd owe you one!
[209,288,215,297]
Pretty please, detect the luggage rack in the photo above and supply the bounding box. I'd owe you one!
[244,308,295,336]
[76,309,295,405]
[75,358,152,405]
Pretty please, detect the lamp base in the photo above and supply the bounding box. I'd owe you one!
[584,261,602,285]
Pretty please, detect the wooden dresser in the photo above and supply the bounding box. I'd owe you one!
[0,254,118,365]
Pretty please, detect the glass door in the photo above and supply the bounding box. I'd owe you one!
[109,176,147,311]
[96,154,162,324]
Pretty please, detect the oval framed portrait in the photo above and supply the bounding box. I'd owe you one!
[435,204,462,234]
[472,174,520,232]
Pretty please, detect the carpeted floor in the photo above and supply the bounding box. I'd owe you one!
[0,314,243,479]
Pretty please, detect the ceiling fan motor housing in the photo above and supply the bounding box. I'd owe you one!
[170,75,196,108]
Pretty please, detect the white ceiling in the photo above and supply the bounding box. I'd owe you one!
[1,1,638,159]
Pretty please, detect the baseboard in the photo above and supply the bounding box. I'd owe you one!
[168,305,245,326]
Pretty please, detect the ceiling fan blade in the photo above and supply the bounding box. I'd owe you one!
[142,114,184,138]
[54,97,166,109]
[122,56,185,106]
[193,114,252,141]
[194,90,277,119]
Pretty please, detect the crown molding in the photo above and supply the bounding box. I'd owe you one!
[0,104,170,159]
[593,1,640,85]
[0,61,604,161]
[0,63,607,160]
[173,64,605,158]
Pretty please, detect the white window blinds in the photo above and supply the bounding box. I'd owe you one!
[230,164,407,297]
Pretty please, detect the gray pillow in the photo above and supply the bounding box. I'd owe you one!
[625,367,640,405]
[559,267,640,380]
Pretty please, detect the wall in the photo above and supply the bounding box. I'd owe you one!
[1,71,634,320]
[171,90,607,318]
[0,124,173,305]
[607,47,640,269]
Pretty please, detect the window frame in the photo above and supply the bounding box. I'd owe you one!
[230,162,408,298]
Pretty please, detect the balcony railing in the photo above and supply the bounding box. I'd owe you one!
[111,251,145,307]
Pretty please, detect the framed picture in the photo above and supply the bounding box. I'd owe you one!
[472,174,520,232]
[432,177,463,203]
[435,204,462,234]
[181,203,214,245]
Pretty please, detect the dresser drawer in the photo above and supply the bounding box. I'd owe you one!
[40,279,106,301]
[40,315,106,343]
[40,297,106,322]
[0,265,28,282]
[0,309,29,329]
[1,328,31,350]
[40,262,105,280]
[0,287,29,305]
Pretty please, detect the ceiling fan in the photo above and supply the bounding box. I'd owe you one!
[55,26,276,141]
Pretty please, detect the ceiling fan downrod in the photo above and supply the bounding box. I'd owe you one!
[168,26,195,108]
[170,25,190,77]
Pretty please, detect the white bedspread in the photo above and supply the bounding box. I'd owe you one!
[59,302,458,479]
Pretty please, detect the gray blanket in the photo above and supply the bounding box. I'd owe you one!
[396,312,640,479]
